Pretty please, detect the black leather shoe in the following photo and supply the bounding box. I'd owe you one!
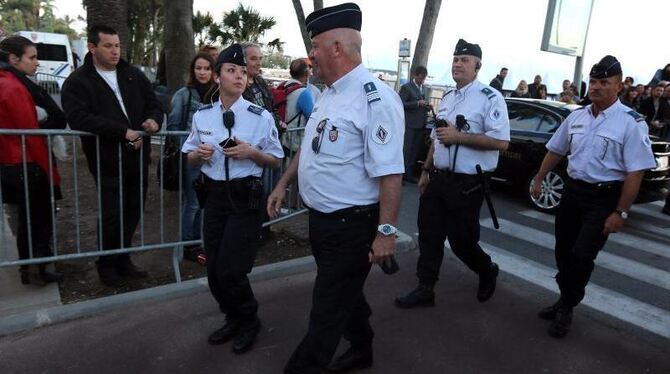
[232,318,261,354]
[325,346,373,373]
[98,267,123,287]
[548,306,573,338]
[477,262,499,302]
[116,260,148,278]
[38,264,63,284]
[394,284,435,308]
[538,299,563,320]
[208,320,240,345]
[662,205,670,215]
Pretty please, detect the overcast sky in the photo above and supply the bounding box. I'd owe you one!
[54,0,669,93]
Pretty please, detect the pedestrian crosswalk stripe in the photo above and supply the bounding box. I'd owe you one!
[443,241,670,339]
[626,219,669,238]
[481,218,670,291]
[630,204,670,223]
[519,210,670,260]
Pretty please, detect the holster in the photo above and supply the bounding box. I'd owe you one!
[192,173,208,208]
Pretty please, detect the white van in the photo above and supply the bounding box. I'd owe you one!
[15,31,74,90]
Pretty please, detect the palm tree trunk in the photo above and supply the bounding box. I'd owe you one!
[85,0,130,60]
[292,0,311,54]
[412,0,442,73]
[163,0,195,93]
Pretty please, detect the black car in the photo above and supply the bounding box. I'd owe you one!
[492,98,670,213]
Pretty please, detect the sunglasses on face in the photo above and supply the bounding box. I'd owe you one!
[311,118,328,154]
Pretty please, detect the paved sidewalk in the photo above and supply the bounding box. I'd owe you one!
[1,250,667,374]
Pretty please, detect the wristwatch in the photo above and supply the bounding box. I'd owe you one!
[615,208,629,220]
[377,224,398,236]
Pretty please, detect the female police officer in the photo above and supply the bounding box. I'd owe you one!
[181,43,284,353]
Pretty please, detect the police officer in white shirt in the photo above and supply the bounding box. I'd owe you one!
[396,39,510,309]
[181,43,284,353]
[531,55,656,338]
[266,3,404,373]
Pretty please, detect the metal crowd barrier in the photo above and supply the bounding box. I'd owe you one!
[0,127,306,282]
[34,72,65,95]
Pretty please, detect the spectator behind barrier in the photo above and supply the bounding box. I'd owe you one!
[510,80,530,98]
[61,24,164,287]
[166,52,217,262]
[0,35,66,285]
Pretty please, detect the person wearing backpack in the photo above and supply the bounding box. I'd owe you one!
[166,52,217,261]
[278,58,315,155]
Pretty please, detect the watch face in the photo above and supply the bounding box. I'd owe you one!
[382,225,392,234]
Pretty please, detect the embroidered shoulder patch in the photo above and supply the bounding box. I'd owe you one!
[364,82,381,104]
[196,103,213,112]
[481,87,496,99]
[372,124,391,145]
[627,110,645,122]
[247,105,264,115]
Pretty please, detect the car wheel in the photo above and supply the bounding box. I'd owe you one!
[526,170,565,213]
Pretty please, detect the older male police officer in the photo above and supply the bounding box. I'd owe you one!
[267,3,404,373]
[182,43,284,353]
[531,55,656,338]
[396,39,510,308]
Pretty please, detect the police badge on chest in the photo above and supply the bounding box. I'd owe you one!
[329,126,338,142]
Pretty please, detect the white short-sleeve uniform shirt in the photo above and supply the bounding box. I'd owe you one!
[546,99,656,183]
[298,64,405,213]
[181,96,284,180]
[433,80,510,174]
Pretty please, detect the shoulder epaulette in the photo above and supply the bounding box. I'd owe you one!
[626,110,645,123]
[247,104,264,115]
[364,82,381,104]
[442,90,454,99]
[196,103,213,112]
[480,87,496,100]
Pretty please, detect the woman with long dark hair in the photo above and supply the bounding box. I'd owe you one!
[0,35,66,284]
[167,52,217,261]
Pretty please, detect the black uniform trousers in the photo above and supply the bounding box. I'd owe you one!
[416,171,492,286]
[203,178,263,323]
[284,204,378,374]
[555,178,621,307]
[95,171,148,269]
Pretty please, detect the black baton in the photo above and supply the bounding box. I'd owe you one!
[476,164,499,229]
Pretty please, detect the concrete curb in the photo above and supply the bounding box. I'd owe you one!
[0,231,415,337]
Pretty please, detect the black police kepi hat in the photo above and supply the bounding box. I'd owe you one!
[453,38,482,59]
[216,43,246,66]
[590,55,622,79]
[305,2,362,39]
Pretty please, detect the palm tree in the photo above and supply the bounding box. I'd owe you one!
[192,10,214,49]
[209,3,277,46]
[291,0,325,54]
[84,0,130,60]
[163,0,194,93]
[411,0,442,73]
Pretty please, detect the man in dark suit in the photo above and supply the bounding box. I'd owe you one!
[489,67,508,94]
[639,84,670,137]
[399,65,430,183]
[528,74,547,99]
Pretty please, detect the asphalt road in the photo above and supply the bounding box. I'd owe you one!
[0,183,667,373]
[399,180,670,343]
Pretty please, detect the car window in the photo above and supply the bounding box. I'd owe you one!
[538,113,561,133]
[507,103,542,132]
[36,43,68,62]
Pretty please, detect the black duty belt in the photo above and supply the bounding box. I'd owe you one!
[309,203,379,219]
[204,174,260,188]
[567,177,622,190]
[431,168,484,180]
